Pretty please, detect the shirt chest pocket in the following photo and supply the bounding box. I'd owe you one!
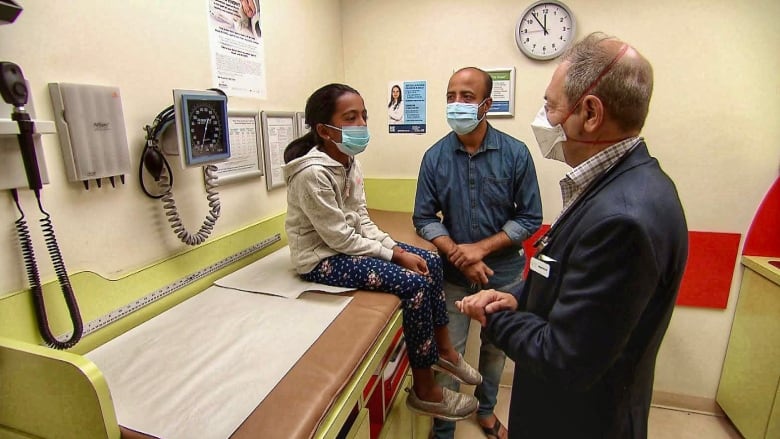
[481,177,512,208]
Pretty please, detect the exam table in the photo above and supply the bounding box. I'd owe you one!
[0,210,433,439]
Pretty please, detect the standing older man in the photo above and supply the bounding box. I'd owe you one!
[458,33,688,438]
[414,67,542,439]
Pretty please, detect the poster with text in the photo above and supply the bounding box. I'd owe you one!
[485,67,515,117]
[208,0,267,98]
[388,80,426,134]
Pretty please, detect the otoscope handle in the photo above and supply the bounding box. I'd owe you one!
[12,112,43,190]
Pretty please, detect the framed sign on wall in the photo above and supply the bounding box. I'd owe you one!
[260,111,298,190]
[212,110,264,185]
[484,67,516,117]
[295,111,308,137]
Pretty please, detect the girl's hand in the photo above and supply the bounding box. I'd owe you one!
[392,247,429,275]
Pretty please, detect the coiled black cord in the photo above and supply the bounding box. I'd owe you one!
[139,105,175,198]
[11,189,83,349]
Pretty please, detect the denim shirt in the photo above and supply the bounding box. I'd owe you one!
[413,124,543,286]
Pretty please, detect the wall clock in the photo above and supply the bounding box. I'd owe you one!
[515,1,576,61]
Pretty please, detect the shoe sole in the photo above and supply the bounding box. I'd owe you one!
[405,402,477,422]
[431,364,483,386]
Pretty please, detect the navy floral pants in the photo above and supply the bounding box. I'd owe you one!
[301,242,447,369]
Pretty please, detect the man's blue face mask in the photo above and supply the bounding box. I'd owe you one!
[446,99,487,135]
[326,125,370,156]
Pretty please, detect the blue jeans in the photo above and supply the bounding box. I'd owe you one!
[431,267,523,439]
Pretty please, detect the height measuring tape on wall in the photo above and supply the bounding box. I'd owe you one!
[57,233,282,342]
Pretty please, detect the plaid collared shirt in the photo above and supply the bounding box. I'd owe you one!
[553,137,641,226]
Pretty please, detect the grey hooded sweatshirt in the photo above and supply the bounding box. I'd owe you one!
[283,147,396,274]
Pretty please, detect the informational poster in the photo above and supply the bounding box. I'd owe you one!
[213,111,264,185]
[387,80,426,134]
[485,67,516,117]
[208,0,267,98]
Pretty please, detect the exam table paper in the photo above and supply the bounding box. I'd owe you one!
[85,286,351,439]
[214,246,353,298]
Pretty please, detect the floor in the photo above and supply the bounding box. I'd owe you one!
[439,319,744,439]
[450,385,744,439]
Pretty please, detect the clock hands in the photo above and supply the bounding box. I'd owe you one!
[516,1,575,60]
[531,11,548,35]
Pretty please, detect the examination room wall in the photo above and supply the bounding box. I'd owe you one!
[0,0,343,295]
[341,0,780,402]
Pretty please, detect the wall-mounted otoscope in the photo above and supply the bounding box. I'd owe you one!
[0,62,43,191]
[1,61,83,349]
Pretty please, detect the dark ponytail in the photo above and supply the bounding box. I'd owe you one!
[284,131,317,164]
[283,83,360,163]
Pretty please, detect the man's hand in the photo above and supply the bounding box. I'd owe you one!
[448,243,487,269]
[456,289,519,327]
[392,247,429,275]
[461,261,494,285]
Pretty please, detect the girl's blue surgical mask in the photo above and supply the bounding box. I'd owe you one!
[325,124,371,156]
[446,99,487,135]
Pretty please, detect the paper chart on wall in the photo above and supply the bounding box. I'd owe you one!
[261,112,296,190]
[213,112,264,184]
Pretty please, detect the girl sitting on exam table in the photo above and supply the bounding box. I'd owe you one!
[283,83,480,421]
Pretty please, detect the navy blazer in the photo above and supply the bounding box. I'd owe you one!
[486,142,688,438]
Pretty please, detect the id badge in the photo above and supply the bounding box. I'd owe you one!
[529,254,556,278]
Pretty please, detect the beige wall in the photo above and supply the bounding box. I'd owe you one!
[342,0,780,399]
[0,0,343,293]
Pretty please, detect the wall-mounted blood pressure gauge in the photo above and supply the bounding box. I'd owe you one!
[172,89,230,168]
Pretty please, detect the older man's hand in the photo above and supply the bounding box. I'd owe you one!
[456,289,519,327]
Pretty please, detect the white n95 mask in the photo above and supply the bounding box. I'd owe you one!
[530,105,567,163]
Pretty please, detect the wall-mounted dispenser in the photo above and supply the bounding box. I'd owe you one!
[48,83,131,189]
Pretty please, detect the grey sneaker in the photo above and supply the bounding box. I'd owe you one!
[405,387,478,421]
[432,353,483,385]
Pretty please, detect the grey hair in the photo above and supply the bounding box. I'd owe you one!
[562,32,654,131]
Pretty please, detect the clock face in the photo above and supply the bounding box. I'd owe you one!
[516,1,576,61]
[187,101,225,157]
[176,91,230,167]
